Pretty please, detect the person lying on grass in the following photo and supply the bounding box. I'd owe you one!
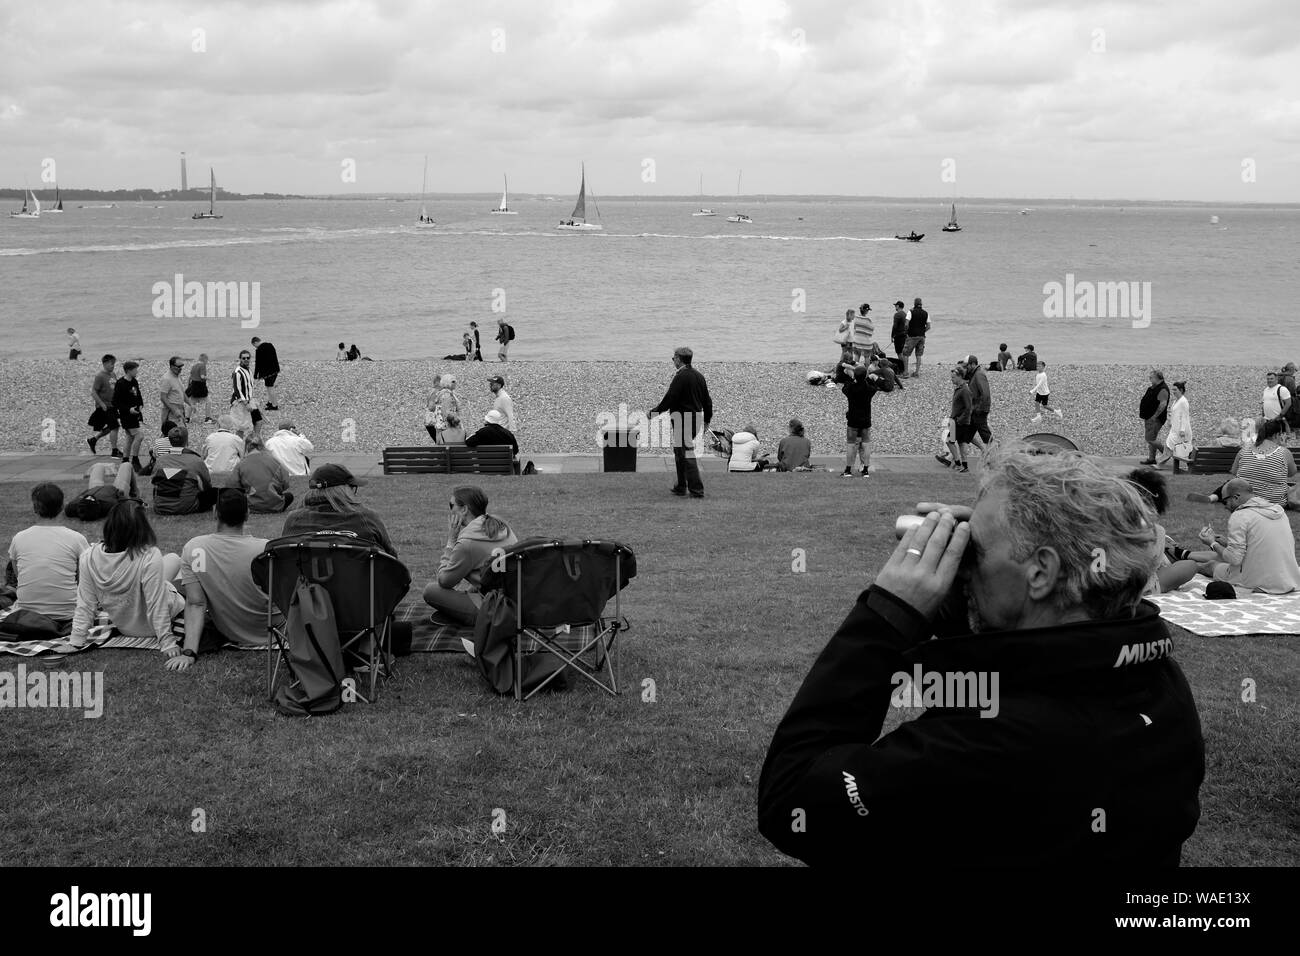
[758,444,1205,867]
[422,485,518,625]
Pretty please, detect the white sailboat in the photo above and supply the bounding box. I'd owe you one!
[192,168,223,219]
[417,156,436,226]
[9,186,40,219]
[47,184,64,213]
[693,174,715,216]
[557,163,602,230]
[490,174,517,214]
[942,201,961,232]
[726,170,751,223]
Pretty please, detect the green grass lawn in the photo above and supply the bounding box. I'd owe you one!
[0,468,1296,866]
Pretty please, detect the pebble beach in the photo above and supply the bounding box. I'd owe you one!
[5,359,1285,460]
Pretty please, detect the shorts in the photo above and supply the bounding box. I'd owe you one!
[1034,393,1049,407]
[846,425,871,442]
[69,349,81,360]
[251,409,263,425]
[892,333,907,355]
[119,411,142,431]
[970,412,992,443]
[902,335,926,358]
[88,408,119,430]
[955,422,976,444]
[187,381,209,399]
[261,373,278,388]
[1143,417,1164,443]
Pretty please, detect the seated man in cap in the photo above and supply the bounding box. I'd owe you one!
[1017,344,1038,371]
[1188,478,1300,594]
[281,464,397,556]
[466,408,520,471]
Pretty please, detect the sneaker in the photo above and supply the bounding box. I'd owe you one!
[203,417,216,424]
[110,448,124,458]
[841,468,854,477]
[264,403,279,411]
[670,486,686,497]
[958,462,970,473]
[934,454,952,468]
[860,468,870,478]
[1054,408,1064,419]
[87,437,98,454]
[1031,414,1043,423]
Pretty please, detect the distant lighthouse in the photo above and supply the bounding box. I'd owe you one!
[181,152,188,193]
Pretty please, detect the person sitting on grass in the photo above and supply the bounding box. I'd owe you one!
[167,490,281,671]
[282,463,397,557]
[69,499,185,648]
[776,419,813,472]
[1186,477,1300,594]
[5,483,90,626]
[1125,468,1198,594]
[729,424,771,472]
[152,426,218,516]
[757,445,1205,866]
[203,414,245,489]
[233,435,294,514]
[1187,418,1296,507]
[422,486,519,625]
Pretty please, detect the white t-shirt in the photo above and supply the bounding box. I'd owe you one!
[180,532,279,647]
[264,430,314,476]
[1033,371,1050,396]
[1262,385,1291,419]
[493,390,517,432]
[8,525,90,620]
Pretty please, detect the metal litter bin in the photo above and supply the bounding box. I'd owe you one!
[601,429,639,472]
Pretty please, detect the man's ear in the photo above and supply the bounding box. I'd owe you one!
[1025,546,1064,602]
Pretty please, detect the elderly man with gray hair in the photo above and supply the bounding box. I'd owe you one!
[759,444,1205,866]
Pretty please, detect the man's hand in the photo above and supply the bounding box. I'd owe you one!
[1197,524,1216,545]
[164,654,193,672]
[915,501,975,522]
[873,511,970,620]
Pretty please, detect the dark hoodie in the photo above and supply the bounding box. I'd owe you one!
[758,586,1205,866]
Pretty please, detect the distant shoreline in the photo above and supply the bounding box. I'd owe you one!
[6,359,1283,459]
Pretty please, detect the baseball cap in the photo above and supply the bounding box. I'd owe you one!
[309,463,368,489]
[487,375,505,386]
[484,409,507,425]
[1024,344,1035,350]
[1205,581,1236,600]
[894,300,905,308]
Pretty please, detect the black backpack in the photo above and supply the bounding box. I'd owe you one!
[506,324,516,341]
[273,577,345,717]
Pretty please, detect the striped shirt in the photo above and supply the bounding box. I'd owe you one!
[1236,443,1292,504]
[851,314,874,352]
[231,366,253,404]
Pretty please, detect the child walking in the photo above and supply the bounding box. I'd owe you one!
[1030,361,1063,422]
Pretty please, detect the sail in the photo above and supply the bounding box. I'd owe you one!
[209,168,216,212]
[571,165,587,221]
[32,193,40,215]
[950,203,956,222]
[55,186,62,210]
[500,175,508,209]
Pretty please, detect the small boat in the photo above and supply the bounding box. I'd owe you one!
[1019,208,1032,215]
[557,163,602,230]
[726,170,750,223]
[416,156,436,226]
[47,184,64,214]
[79,203,116,209]
[10,186,40,219]
[192,168,223,219]
[692,174,716,216]
[894,232,924,242]
[1209,215,1220,225]
[490,174,517,214]
[942,202,960,232]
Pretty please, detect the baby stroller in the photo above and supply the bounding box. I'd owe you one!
[706,428,734,460]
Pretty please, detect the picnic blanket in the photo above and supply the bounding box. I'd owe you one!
[1148,578,1300,636]
[0,625,168,659]
[392,599,604,655]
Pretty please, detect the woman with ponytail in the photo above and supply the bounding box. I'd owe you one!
[422,485,519,624]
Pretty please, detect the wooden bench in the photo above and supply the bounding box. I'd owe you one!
[1187,445,1300,475]
[382,445,515,476]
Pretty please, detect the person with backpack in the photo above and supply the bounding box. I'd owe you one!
[422,486,518,624]
[1261,370,1293,442]
[69,499,185,648]
[496,317,515,362]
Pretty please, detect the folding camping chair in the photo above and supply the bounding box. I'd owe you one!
[707,428,734,460]
[252,531,411,704]
[478,539,637,701]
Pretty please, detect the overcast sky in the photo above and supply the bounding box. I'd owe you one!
[1,0,1296,200]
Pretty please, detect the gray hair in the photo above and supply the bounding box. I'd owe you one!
[302,484,364,514]
[977,444,1156,619]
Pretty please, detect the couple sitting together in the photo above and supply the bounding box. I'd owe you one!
[728,419,814,472]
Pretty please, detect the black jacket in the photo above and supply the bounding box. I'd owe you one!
[465,423,518,455]
[758,586,1204,867]
[649,365,714,438]
[254,341,280,380]
[1017,350,1038,371]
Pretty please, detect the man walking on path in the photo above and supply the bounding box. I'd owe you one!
[231,349,261,438]
[188,353,213,423]
[470,321,484,361]
[962,355,992,461]
[160,356,188,437]
[1139,370,1170,464]
[496,317,513,362]
[251,336,281,410]
[890,301,908,359]
[650,346,713,499]
[87,354,121,457]
[901,297,929,378]
[1030,361,1064,422]
[1262,370,1291,440]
